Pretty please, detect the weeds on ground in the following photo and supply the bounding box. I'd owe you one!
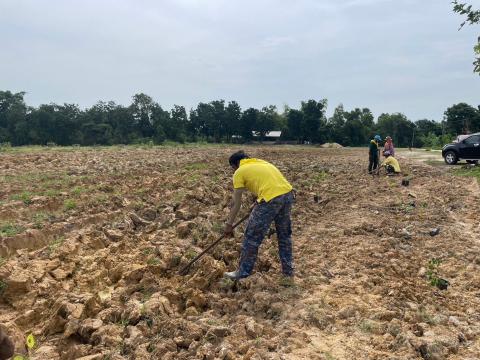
[71,186,87,196]
[48,236,65,253]
[0,279,7,294]
[417,306,435,325]
[358,319,373,333]
[323,352,336,360]
[212,221,223,233]
[116,318,129,328]
[10,191,33,205]
[0,257,5,267]
[63,199,77,211]
[455,166,480,182]
[426,258,449,289]
[32,212,51,229]
[186,173,200,183]
[184,248,198,260]
[173,191,185,203]
[0,142,12,151]
[142,247,154,256]
[0,222,24,237]
[185,162,209,171]
[44,189,61,197]
[92,194,109,205]
[147,257,161,266]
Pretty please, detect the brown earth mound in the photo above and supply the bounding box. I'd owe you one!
[319,143,343,149]
[0,146,479,359]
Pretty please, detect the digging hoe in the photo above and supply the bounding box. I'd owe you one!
[178,209,252,276]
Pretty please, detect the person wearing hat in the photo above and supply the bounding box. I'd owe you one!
[381,150,401,175]
[384,136,395,157]
[368,134,382,174]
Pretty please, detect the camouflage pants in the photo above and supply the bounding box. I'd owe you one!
[238,191,294,278]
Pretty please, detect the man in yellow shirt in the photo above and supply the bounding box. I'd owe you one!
[381,151,401,174]
[224,150,294,281]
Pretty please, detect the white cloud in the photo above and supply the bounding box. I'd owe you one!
[0,0,478,120]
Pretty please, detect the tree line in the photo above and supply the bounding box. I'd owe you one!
[1,90,479,148]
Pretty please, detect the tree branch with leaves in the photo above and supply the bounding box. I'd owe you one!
[453,1,480,74]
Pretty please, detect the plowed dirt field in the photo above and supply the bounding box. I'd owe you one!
[0,146,479,360]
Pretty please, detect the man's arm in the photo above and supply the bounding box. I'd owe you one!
[224,188,245,236]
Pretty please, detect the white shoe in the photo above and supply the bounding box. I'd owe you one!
[224,270,241,280]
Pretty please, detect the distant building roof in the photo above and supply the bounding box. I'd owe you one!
[252,131,282,138]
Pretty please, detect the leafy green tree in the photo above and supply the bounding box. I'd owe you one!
[300,99,327,142]
[0,91,27,144]
[130,93,157,138]
[225,101,242,142]
[240,108,258,142]
[189,102,214,140]
[255,105,277,141]
[453,1,480,74]
[377,113,415,147]
[412,119,443,147]
[348,108,374,145]
[169,105,188,142]
[286,109,304,143]
[109,105,137,144]
[210,100,227,142]
[327,104,347,144]
[444,102,480,134]
[151,105,170,144]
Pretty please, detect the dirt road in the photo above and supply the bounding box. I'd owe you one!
[0,146,479,359]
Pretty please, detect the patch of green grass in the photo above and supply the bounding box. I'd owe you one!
[92,194,109,205]
[0,222,24,237]
[426,258,448,289]
[71,186,87,196]
[48,236,65,253]
[173,191,185,203]
[147,257,161,266]
[417,307,435,325]
[186,173,200,183]
[0,280,7,294]
[63,199,77,211]
[425,160,444,167]
[322,352,336,360]
[455,166,480,181]
[142,248,155,256]
[312,170,329,182]
[0,257,6,267]
[212,221,223,233]
[32,212,51,229]
[117,318,130,328]
[184,248,198,260]
[134,187,148,195]
[44,189,61,197]
[358,320,373,333]
[10,191,33,205]
[185,162,209,171]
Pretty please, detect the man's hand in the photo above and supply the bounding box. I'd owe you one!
[224,223,234,238]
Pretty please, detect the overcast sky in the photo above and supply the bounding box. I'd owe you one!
[1,0,479,121]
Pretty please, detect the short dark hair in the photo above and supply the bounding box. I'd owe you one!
[229,150,249,167]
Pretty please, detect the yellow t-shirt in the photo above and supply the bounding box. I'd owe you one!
[382,156,401,173]
[233,158,292,202]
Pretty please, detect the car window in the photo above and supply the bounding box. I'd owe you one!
[464,135,480,144]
